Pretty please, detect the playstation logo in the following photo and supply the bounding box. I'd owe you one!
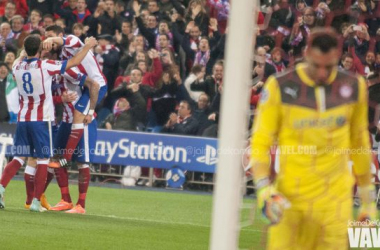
[196,145,218,165]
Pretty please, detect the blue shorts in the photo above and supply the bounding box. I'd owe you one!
[75,85,107,114]
[13,121,54,159]
[54,119,98,163]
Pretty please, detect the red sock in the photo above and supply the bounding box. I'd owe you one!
[63,124,84,161]
[77,167,90,208]
[34,161,48,200]
[0,157,24,188]
[24,166,36,205]
[54,167,71,203]
[44,169,54,192]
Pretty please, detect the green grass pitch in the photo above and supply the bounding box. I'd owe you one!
[0,180,265,250]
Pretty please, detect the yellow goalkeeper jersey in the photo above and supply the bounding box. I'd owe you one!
[250,63,371,210]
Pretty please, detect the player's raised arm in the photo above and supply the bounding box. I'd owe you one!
[65,37,98,70]
[42,36,65,51]
[12,50,27,68]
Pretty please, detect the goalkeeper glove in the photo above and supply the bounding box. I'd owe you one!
[256,178,290,225]
[357,185,377,222]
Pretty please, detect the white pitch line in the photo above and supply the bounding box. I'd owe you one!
[4,206,264,233]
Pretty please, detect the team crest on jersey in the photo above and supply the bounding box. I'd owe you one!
[339,84,353,98]
[260,89,269,103]
[335,116,346,126]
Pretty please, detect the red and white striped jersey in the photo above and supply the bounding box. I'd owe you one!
[52,67,86,123]
[61,35,107,87]
[13,58,67,122]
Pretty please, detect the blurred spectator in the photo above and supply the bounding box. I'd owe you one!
[23,9,43,33]
[93,0,121,36]
[340,53,355,72]
[0,1,16,24]
[253,47,276,83]
[113,67,156,102]
[161,100,199,135]
[115,20,133,55]
[55,18,67,30]
[184,0,209,36]
[375,52,380,72]
[11,15,27,47]
[148,0,166,21]
[15,0,29,19]
[54,0,96,37]
[103,86,147,131]
[289,7,317,58]
[268,47,288,73]
[364,51,376,75]
[190,60,222,101]
[152,71,180,130]
[367,72,380,134]
[28,0,54,17]
[134,1,160,49]
[95,34,120,91]
[0,22,17,61]
[184,64,205,102]
[344,23,370,63]
[4,50,15,70]
[72,23,86,42]
[268,0,295,36]
[0,62,14,122]
[42,14,54,29]
[191,93,214,136]
[116,49,162,88]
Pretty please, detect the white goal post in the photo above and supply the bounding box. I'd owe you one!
[209,0,258,250]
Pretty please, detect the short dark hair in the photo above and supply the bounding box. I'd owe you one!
[191,64,203,74]
[31,9,42,17]
[181,100,192,113]
[308,28,338,53]
[24,35,41,56]
[131,67,143,75]
[45,25,65,36]
[30,29,42,36]
[0,62,10,72]
[341,53,353,61]
[122,20,131,25]
[159,33,170,40]
[43,14,54,21]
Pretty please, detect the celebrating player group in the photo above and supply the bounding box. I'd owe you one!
[0,25,107,214]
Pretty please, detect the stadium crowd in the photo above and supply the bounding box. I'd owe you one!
[0,0,379,135]
[0,0,380,186]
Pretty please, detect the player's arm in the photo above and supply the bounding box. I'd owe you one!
[42,37,65,51]
[251,77,281,183]
[350,76,376,221]
[12,50,27,68]
[65,37,98,70]
[250,76,288,224]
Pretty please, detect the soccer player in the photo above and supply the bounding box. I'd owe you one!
[42,25,107,169]
[0,34,98,211]
[250,28,376,249]
[50,62,100,214]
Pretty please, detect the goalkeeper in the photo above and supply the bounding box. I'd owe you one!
[250,28,376,250]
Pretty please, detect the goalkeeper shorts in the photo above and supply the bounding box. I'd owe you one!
[266,197,352,250]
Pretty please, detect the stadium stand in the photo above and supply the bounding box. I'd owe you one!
[1,0,380,188]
